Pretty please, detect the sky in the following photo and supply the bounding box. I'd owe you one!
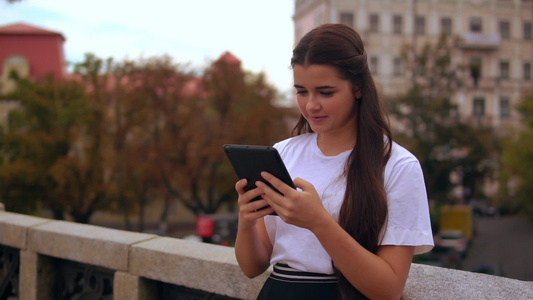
[1,0,296,93]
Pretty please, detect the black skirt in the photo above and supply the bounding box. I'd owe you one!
[257,263,341,300]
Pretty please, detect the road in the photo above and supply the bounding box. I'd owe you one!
[461,215,533,281]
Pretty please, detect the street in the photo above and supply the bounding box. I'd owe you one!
[461,215,533,281]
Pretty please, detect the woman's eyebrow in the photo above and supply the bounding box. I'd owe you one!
[316,85,336,89]
[293,84,336,89]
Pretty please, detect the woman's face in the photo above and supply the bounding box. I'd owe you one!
[293,64,360,139]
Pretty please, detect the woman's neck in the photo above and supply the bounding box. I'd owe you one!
[316,132,356,156]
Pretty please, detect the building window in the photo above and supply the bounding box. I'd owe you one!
[441,17,452,35]
[3,55,30,78]
[393,57,403,76]
[370,56,379,75]
[393,15,403,34]
[473,97,485,118]
[500,61,510,79]
[500,98,510,118]
[470,17,483,32]
[524,62,532,80]
[340,12,354,27]
[469,56,482,87]
[524,21,532,40]
[499,20,511,39]
[369,14,379,33]
[415,15,425,35]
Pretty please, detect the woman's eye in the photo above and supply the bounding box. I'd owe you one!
[296,90,307,95]
[320,91,334,96]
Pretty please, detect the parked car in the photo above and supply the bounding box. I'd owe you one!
[470,262,504,277]
[434,229,469,257]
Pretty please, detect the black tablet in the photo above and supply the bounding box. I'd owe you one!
[223,144,295,210]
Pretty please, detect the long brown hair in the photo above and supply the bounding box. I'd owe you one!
[291,23,392,299]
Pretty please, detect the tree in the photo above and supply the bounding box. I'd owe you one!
[500,94,533,221]
[159,54,291,216]
[388,34,498,206]
[0,75,96,220]
[0,51,293,231]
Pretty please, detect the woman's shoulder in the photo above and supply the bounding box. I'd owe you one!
[273,133,316,153]
[389,141,419,165]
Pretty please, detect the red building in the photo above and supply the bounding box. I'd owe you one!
[0,22,67,94]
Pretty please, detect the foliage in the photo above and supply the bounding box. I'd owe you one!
[0,52,292,229]
[500,94,533,221]
[0,75,94,219]
[158,56,291,216]
[387,35,498,206]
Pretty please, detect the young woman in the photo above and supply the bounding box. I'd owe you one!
[234,23,433,300]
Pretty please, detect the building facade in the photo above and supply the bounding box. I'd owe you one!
[0,22,67,95]
[294,0,533,132]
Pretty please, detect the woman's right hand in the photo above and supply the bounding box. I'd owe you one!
[234,179,274,278]
[236,179,275,229]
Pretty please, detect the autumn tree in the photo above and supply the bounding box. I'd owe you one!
[0,75,99,220]
[500,94,533,221]
[159,53,291,216]
[388,34,498,206]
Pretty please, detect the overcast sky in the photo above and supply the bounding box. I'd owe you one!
[1,0,296,93]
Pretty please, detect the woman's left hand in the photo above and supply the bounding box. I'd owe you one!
[255,172,329,230]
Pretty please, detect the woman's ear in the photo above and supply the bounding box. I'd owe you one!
[353,83,362,99]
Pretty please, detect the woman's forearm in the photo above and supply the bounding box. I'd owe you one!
[234,221,272,278]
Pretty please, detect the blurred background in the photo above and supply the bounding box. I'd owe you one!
[1,0,532,283]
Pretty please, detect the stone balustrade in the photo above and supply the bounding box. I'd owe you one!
[1,209,532,300]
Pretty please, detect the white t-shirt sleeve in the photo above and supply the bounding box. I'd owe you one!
[382,147,434,254]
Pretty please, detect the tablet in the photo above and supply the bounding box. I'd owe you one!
[223,144,295,212]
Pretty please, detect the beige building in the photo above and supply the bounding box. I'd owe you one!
[294,0,533,132]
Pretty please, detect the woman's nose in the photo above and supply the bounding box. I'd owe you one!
[306,94,320,111]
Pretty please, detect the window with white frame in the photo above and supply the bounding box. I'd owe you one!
[470,17,483,32]
[500,97,510,118]
[415,15,425,35]
[524,21,532,40]
[469,56,482,87]
[500,61,510,79]
[369,13,379,33]
[340,12,354,28]
[473,97,485,118]
[393,15,403,34]
[441,17,452,35]
[393,57,403,76]
[499,20,511,39]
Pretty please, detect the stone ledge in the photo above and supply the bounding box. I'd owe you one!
[1,210,532,299]
[0,211,51,249]
[404,263,533,299]
[27,220,157,270]
[130,236,269,300]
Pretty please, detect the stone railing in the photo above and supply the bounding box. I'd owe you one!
[1,208,532,300]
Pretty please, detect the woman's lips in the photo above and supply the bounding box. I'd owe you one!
[309,115,327,123]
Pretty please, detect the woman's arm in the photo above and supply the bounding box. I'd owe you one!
[257,173,414,300]
[233,179,274,278]
[311,214,414,300]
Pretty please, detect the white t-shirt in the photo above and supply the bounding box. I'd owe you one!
[264,133,434,274]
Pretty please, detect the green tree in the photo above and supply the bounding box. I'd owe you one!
[388,35,498,206]
[500,94,533,221]
[0,75,94,219]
